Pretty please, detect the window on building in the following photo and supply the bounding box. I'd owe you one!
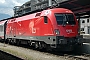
[81,28,84,31]
[80,28,85,34]
[82,20,85,23]
[87,19,89,23]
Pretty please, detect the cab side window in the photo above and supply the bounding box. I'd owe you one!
[44,16,48,23]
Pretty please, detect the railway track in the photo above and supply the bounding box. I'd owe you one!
[0,50,23,60]
[63,54,90,60]
[45,50,90,60]
[0,42,90,60]
[48,51,90,60]
[36,49,90,60]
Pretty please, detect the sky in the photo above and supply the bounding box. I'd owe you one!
[0,0,30,17]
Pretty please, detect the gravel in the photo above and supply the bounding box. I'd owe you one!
[0,43,66,60]
[0,50,22,60]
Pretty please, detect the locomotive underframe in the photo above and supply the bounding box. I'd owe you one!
[6,35,83,51]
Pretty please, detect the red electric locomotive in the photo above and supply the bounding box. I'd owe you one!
[1,8,83,51]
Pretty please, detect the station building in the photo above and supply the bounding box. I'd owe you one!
[80,17,90,34]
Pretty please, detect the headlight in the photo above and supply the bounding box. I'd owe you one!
[54,29,60,35]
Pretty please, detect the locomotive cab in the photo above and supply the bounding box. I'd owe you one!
[45,8,83,51]
[54,13,77,37]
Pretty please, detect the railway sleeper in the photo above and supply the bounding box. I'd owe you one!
[64,54,88,60]
[73,57,87,60]
[83,53,90,57]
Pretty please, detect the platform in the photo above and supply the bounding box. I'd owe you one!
[81,34,90,43]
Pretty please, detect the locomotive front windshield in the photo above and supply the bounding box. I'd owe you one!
[55,14,76,25]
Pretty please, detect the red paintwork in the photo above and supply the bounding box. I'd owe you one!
[6,8,78,38]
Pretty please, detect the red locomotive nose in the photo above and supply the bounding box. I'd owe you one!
[54,13,78,37]
[58,25,78,37]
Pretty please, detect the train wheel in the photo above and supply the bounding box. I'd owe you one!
[35,42,39,49]
[46,45,52,52]
[0,38,4,43]
[11,38,16,45]
[16,39,21,46]
[27,41,31,46]
[38,42,46,50]
[8,39,12,44]
[38,42,42,49]
[4,39,9,44]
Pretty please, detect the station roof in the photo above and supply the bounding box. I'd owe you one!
[14,0,90,18]
[59,0,90,18]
